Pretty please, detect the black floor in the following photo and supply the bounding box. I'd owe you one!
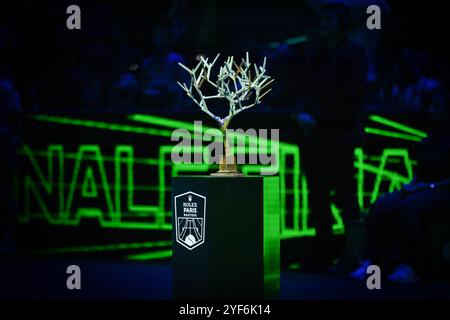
[1,257,449,299]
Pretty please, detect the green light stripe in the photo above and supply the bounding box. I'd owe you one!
[128,114,289,147]
[364,127,423,142]
[21,215,173,229]
[369,115,427,138]
[17,181,162,192]
[17,149,163,165]
[125,249,172,260]
[25,113,419,240]
[34,240,172,254]
[31,114,287,153]
[31,115,174,137]
[354,161,411,183]
[281,230,316,238]
[129,114,197,131]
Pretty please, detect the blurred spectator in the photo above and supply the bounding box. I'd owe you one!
[351,89,450,283]
[0,27,20,254]
[108,71,139,111]
[377,49,445,113]
[107,36,142,111]
[140,21,188,111]
[297,2,367,269]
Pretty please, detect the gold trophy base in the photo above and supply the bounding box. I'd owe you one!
[211,155,244,177]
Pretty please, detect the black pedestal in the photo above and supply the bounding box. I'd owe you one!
[172,176,280,299]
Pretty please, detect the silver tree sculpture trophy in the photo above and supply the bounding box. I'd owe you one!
[177,52,273,176]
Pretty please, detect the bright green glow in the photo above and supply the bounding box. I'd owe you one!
[20,144,171,230]
[64,145,116,225]
[81,167,98,198]
[263,177,280,297]
[31,115,174,138]
[369,115,427,138]
[20,114,423,240]
[116,146,161,217]
[331,203,344,234]
[129,113,286,146]
[356,162,411,184]
[364,127,423,142]
[126,249,172,261]
[131,114,281,175]
[299,175,316,237]
[31,115,286,208]
[354,148,414,211]
[34,240,171,254]
[242,145,315,238]
[18,149,162,165]
[129,114,197,131]
[355,148,365,211]
[21,144,64,224]
[19,143,415,235]
[368,149,413,204]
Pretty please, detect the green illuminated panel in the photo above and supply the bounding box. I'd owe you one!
[19,144,171,230]
[19,114,423,242]
[263,176,280,296]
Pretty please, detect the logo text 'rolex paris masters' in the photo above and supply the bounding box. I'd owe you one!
[174,191,206,250]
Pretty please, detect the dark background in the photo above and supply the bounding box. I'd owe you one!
[1,0,450,300]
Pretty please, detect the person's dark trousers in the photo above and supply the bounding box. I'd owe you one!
[366,191,403,271]
[397,187,450,275]
[367,187,450,275]
[302,131,359,268]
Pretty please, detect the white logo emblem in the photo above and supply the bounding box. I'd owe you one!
[174,191,206,250]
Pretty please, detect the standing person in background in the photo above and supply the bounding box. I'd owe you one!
[140,20,188,111]
[0,64,20,256]
[299,2,367,269]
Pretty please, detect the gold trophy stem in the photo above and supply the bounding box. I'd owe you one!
[211,123,243,176]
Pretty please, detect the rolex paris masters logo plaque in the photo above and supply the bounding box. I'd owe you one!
[174,191,206,250]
